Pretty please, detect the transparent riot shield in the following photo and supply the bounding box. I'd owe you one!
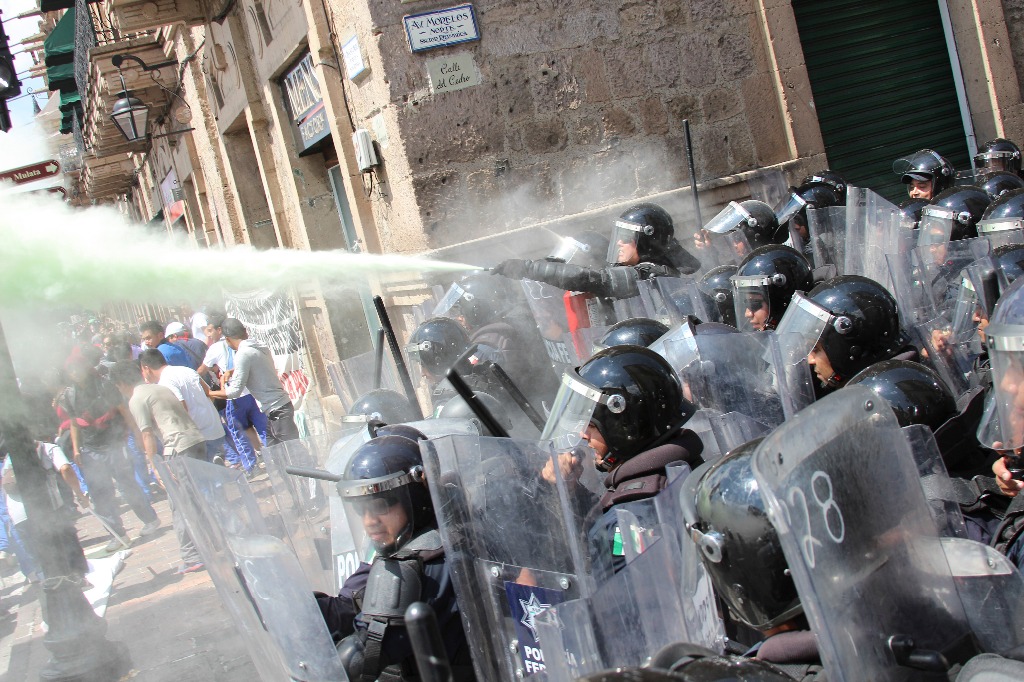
[948,259,998,347]
[422,435,605,681]
[261,435,335,593]
[977,217,1024,250]
[521,279,607,375]
[806,205,846,272]
[904,424,969,540]
[663,331,786,428]
[941,538,1024,656]
[634,277,710,327]
[327,347,402,413]
[918,238,993,318]
[324,427,374,588]
[708,410,771,456]
[913,317,976,398]
[844,186,913,294]
[763,329,817,420]
[751,386,977,682]
[564,326,610,365]
[166,457,346,682]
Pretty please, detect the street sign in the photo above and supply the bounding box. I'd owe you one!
[0,160,61,185]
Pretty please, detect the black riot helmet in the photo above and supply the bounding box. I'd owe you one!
[978,171,1024,200]
[437,391,513,437]
[807,275,903,385]
[994,244,1024,286]
[343,389,419,426]
[847,360,956,432]
[608,203,675,266]
[898,198,929,229]
[920,185,991,242]
[689,440,801,631]
[548,230,610,268]
[543,345,696,472]
[338,435,434,554]
[698,265,738,326]
[975,138,1022,174]
[449,273,516,331]
[703,199,785,248]
[978,187,1024,242]
[776,181,844,231]
[895,149,955,198]
[597,317,670,349]
[799,169,848,204]
[732,245,813,331]
[405,317,470,378]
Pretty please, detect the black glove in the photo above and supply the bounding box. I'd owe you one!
[493,259,530,280]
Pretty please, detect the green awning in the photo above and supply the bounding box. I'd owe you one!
[46,62,76,93]
[59,90,81,111]
[44,8,75,67]
[41,0,76,11]
[60,109,75,134]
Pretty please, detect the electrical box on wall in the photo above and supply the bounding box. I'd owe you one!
[353,129,379,172]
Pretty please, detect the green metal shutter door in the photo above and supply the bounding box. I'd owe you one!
[792,0,971,202]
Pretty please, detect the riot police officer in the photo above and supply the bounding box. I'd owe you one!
[492,203,701,299]
[978,171,1024,200]
[596,317,670,349]
[343,389,420,427]
[919,185,991,243]
[697,264,738,326]
[694,199,785,265]
[975,138,1023,176]
[775,275,907,395]
[317,433,477,681]
[731,245,813,332]
[978,187,1024,247]
[895,148,955,200]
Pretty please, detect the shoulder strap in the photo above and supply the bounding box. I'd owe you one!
[173,340,204,367]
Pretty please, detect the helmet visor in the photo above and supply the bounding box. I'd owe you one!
[982,325,1024,450]
[976,150,1018,173]
[703,201,752,235]
[731,275,776,332]
[918,207,956,248]
[948,275,982,344]
[431,283,466,318]
[608,219,651,265]
[549,236,591,264]
[541,371,604,450]
[978,219,1024,249]
[403,339,433,379]
[339,472,418,557]
[771,292,832,366]
[774,191,808,227]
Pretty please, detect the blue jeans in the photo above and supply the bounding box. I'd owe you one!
[79,442,158,536]
[204,436,226,463]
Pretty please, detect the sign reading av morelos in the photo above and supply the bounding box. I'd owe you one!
[0,160,61,185]
[404,4,479,53]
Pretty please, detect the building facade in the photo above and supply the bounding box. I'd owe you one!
[35,0,1024,424]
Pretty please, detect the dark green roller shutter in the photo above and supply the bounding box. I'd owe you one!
[793,0,971,202]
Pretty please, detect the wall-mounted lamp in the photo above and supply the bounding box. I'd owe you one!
[110,54,194,143]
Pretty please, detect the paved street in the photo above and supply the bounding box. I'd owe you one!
[0,489,259,682]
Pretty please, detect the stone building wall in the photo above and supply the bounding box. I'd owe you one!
[332,0,800,255]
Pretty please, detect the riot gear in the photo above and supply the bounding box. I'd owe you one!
[437,391,513,437]
[895,148,955,199]
[977,278,1024,449]
[846,360,956,431]
[731,245,813,331]
[975,138,1022,175]
[688,440,802,631]
[608,203,676,266]
[597,317,670,349]
[342,389,419,426]
[775,276,903,390]
[542,345,696,471]
[799,169,847,204]
[436,273,516,331]
[405,317,471,378]
[703,199,785,248]
[919,185,991,243]
[776,182,844,234]
[698,265,738,326]
[899,198,929,229]
[979,171,1024,200]
[548,230,610,267]
[994,244,1024,287]
[978,187,1024,245]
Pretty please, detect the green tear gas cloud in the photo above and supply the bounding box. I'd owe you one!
[0,189,480,308]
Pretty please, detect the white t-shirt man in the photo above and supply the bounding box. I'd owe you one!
[158,365,224,442]
[190,311,209,341]
[203,339,251,397]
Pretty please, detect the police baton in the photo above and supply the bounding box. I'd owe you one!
[683,119,703,229]
[453,345,545,432]
[405,602,454,682]
[445,367,510,438]
[86,507,132,550]
[373,295,424,419]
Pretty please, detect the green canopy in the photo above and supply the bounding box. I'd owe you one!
[46,62,76,93]
[44,8,75,67]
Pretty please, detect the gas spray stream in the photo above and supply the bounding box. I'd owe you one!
[0,190,479,308]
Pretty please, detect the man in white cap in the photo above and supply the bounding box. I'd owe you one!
[164,321,208,372]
